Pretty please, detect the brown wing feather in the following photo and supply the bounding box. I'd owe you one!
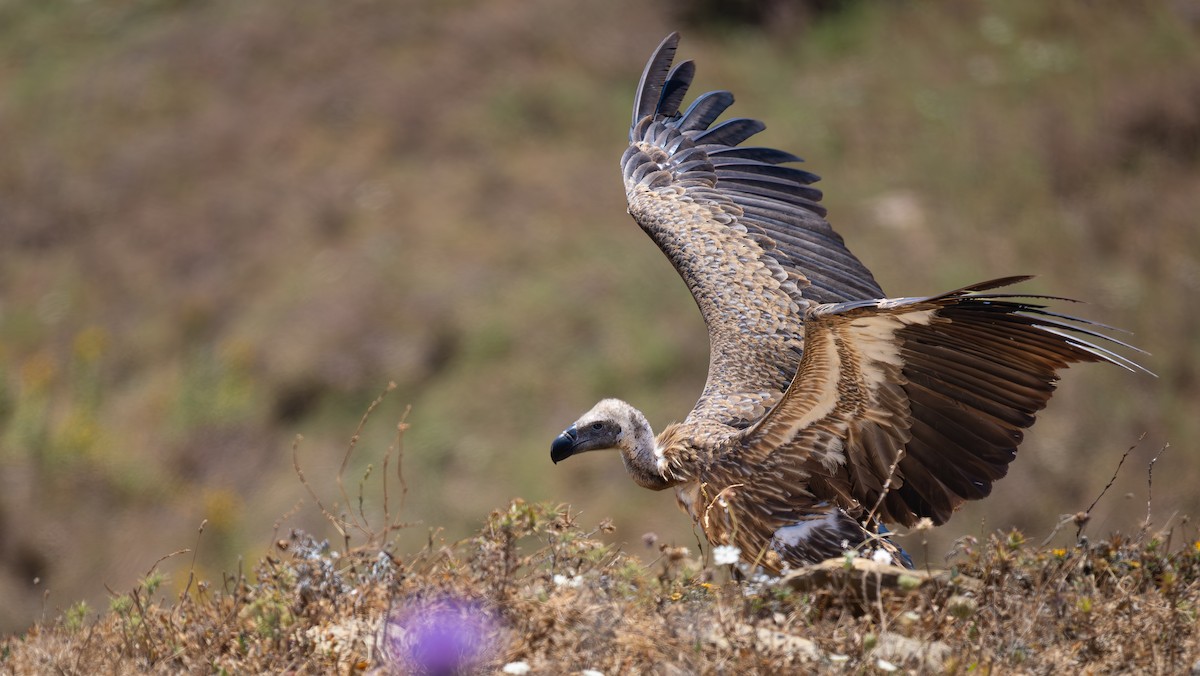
[624,33,883,427]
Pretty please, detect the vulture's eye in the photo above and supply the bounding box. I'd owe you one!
[591,422,604,431]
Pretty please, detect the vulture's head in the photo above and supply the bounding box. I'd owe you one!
[551,398,649,463]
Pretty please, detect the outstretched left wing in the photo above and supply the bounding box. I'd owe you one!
[623,33,884,428]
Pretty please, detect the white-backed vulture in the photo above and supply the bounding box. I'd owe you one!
[550,33,1148,571]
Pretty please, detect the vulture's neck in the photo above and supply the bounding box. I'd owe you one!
[615,405,673,491]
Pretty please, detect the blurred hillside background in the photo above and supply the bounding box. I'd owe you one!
[1,0,1196,633]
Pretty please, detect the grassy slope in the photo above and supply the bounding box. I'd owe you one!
[0,0,1197,651]
[3,494,1199,673]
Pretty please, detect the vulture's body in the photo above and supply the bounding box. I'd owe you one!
[551,33,1146,571]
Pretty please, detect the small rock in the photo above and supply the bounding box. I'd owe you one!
[870,632,951,673]
[752,626,821,660]
[702,623,821,661]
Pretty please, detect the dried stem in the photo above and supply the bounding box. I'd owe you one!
[145,547,191,579]
[1040,434,1144,546]
[338,382,397,533]
[864,448,905,528]
[178,519,208,606]
[1139,443,1169,540]
[292,433,348,540]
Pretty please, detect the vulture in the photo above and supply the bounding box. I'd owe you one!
[550,33,1147,571]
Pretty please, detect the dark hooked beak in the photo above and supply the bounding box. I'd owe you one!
[550,425,579,464]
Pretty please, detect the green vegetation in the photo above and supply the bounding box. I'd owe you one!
[0,0,1197,666]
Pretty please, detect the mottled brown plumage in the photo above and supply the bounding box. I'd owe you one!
[550,33,1148,571]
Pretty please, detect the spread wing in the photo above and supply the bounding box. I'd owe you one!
[623,33,884,427]
[701,277,1149,553]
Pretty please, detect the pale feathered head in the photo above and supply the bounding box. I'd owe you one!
[550,399,645,463]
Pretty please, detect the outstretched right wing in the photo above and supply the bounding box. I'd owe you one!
[731,277,1148,530]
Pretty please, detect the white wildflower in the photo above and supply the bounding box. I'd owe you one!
[872,548,893,564]
[712,545,742,566]
[581,671,605,676]
[829,653,850,663]
[876,657,899,672]
[503,661,532,675]
[553,574,582,588]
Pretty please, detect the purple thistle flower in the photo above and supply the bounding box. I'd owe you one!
[382,595,503,675]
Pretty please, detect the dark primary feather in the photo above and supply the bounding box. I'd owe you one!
[678,91,736,132]
[657,60,695,119]
[708,146,802,163]
[632,33,680,129]
[691,118,767,147]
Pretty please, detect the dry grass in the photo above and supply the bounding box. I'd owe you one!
[4,504,1198,673]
